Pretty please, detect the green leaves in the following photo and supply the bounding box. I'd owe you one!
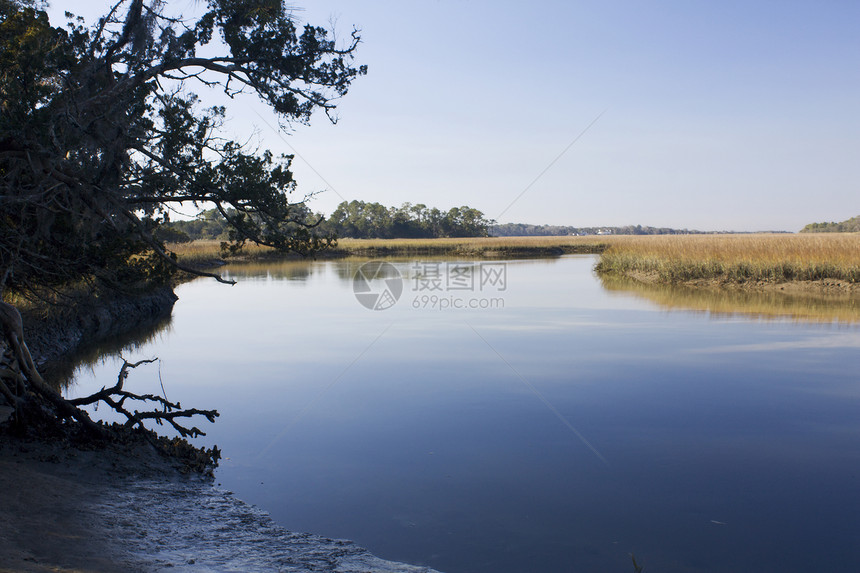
[0,0,365,296]
[0,2,70,120]
[324,201,493,239]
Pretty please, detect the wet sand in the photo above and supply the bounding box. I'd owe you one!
[0,438,442,573]
[0,439,160,572]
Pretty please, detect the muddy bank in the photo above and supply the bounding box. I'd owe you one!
[20,286,178,371]
[0,438,442,573]
[613,269,860,296]
[0,438,170,572]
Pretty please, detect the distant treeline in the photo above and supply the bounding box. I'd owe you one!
[490,223,703,236]
[800,215,860,233]
[159,203,715,243]
[158,202,493,241]
[324,201,491,238]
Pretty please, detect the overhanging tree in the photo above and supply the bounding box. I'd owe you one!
[0,0,365,445]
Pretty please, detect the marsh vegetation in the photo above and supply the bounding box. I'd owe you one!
[595,233,860,285]
[172,233,860,293]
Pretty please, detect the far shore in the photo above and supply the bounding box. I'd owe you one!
[168,235,613,266]
[169,233,860,295]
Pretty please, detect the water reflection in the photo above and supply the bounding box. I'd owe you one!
[221,259,316,281]
[45,314,173,390]
[221,256,535,283]
[61,256,860,573]
[223,258,860,324]
[221,258,416,282]
[599,274,860,323]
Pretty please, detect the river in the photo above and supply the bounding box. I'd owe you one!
[65,255,860,572]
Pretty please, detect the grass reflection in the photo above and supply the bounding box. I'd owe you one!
[599,274,860,323]
[222,260,317,281]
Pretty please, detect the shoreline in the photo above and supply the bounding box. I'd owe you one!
[610,268,860,296]
[0,436,442,573]
[592,233,860,291]
[21,286,178,373]
[168,236,612,268]
[0,435,178,572]
[171,234,860,298]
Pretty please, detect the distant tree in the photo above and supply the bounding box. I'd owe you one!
[427,207,444,237]
[800,216,860,233]
[166,209,232,241]
[323,201,491,239]
[0,0,364,441]
[153,225,193,244]
[490,222,702,237]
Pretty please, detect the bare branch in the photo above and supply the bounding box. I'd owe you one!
[68,358,219,439]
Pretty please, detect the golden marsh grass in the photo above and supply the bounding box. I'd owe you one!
[595,233,860,284]
[167,235,617,266]
[167,239,285,268]
[170,234,860,286]
[333,236,615,257]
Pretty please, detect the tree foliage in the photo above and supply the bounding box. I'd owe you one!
[161,202,493,241]
[0,0,365,296]
[800,215,860,233]
[490,222,704,237]
[157,204,320,243]
[0,0,364,452]
[322,201,492,239]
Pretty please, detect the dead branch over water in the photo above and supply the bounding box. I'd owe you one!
[1,300,219,471]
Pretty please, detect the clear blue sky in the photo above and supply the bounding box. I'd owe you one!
[48,1,860,231]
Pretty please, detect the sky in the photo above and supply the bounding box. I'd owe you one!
[46,1,860,232]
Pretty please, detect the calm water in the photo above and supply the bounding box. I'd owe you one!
[67,256,860,572]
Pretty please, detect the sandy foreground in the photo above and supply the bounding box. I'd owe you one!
[0,437,441,573]
[0,438,164,572]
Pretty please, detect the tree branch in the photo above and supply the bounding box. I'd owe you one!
[68,358,220,439]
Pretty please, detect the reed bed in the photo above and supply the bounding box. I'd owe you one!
[170,234,860,286]
[167,235,618,266]
[333,236,614,257]
[167,240,277,266]
[595,234,860,284]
